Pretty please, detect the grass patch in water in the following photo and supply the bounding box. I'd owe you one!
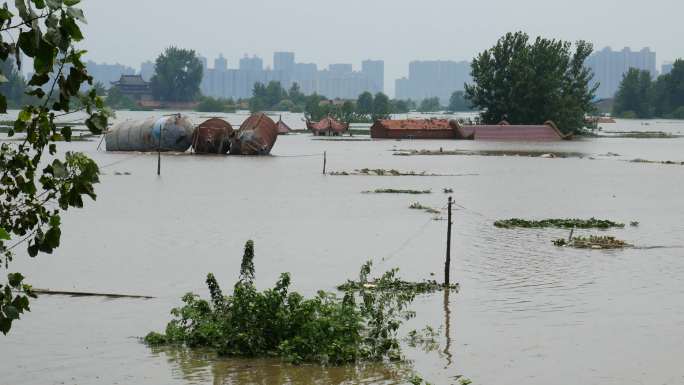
[338,279,458,295]
[494,218,625,229]
[145,241,421,365]
[329,168,474,177]
[553,235,632,249]
[409,202,441,214]
[630,158,684,165]
[363,189,431,194]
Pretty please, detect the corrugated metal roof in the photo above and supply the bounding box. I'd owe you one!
[374,119,452,130]
[306,117,349,132]
[452,120,567,141]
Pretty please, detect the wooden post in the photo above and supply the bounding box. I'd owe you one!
[322,151,327,175]
[157,124,162,176]
[444,196,453,286]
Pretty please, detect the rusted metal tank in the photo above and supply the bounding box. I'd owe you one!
[105,114,194,152]
[192,118,233,154]
[230,113,278,155]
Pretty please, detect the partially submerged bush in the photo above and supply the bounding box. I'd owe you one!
[363,189,431,194]
[409,202,441,214]
[553,235,632,249]
[494,218,625,229]
[145,241,417,365]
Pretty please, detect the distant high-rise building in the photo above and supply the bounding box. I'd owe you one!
[239,55,263,71]
[362,60,384,94]
[198,55,208,72]
[214,54,227,72]
[273,52,295,73]
[661,62,674,75]
[395,60,470,104]
[140,61,155,82]
[86,61,135,88]
[199,53,381,100]
[328,64,353,74]
[585,47,657,99]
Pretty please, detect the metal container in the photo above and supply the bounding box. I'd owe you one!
[192,118,233,154]
[105,114,194,152]
[230,113,278,155]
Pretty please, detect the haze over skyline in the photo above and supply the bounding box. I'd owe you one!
[81,0,683,95]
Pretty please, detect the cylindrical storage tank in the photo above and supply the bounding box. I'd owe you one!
[230,113,278,155]
[105,114,194,152]
[192,118,233,154]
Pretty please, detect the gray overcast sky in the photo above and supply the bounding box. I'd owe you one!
[80,0,682,95]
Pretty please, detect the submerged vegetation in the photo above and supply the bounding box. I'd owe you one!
[338,278,458,295]
[553,235,632,249]
[409,202,441,214]
[393,148,586,158]
[494,218,625,229]
[362,189,431,194]
[145,241,420,365]
[630,158,684,166]
[329,168,475,177]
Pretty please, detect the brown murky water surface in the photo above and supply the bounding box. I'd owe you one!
[1,112,684,385]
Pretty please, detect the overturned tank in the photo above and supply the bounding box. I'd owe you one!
[230,113,278,155]
[106,114,194,152]
[192,118,233,154]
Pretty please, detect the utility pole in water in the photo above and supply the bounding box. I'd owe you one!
[157,124,162,176]
[444,196,453,286]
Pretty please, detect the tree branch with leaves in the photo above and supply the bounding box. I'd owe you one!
[0,0,111,335]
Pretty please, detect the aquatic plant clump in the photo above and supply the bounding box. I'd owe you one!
[145,241,418,365]
[494,218,625,229]
[362,189,432,194]
[329,169,475,177]
[409,202,441,214]
[553,235,632,249]
[337,279,459,295]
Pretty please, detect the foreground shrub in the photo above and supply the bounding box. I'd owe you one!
[145,241,417,364]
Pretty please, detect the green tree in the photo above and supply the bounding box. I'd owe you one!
[150,47,203,102]
[418,97,441,112]
[652,59,684,118]
[447,91,471,112]
[304,93,327,121]
[250,81,288,112]
[613,68,653,118]
[1,0,111,334]
[105,86,136,109]
[288,82,305,105]
[465,31,597,134]
[391,99,410,114]
[357,91,373,115]
[372,92,391,120]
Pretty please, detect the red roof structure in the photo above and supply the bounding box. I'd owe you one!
[451,120,569,141]
[371,119,457,139]
[276,116,292,135]
[306,117,349,136]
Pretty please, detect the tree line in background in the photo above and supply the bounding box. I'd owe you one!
[612,60,684,119]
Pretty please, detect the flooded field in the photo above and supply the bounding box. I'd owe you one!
[1,112,684,385]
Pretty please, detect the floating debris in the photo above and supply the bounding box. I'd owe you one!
[553,235,632,249]
[630,221,640,227]
[393,148,586,158]
[329,168,476,177]
[409,202,441,214]
[494,218,625,229]
[443,188,454,193]
[600,131,678,138]
[630,158,684,166]
[362,189,431,194]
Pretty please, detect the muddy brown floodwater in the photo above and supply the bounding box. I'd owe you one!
[1,111,684,385]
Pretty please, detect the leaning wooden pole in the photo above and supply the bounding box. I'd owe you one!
[444,196,453,286]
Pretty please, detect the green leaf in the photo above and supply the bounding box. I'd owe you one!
[64,0,80,5]
[0,8,13,22]
[14,0,30,21]
[18,109,32,122]
[3,305,19,320]
[60,126,72,141]
[66,7,86,23]
[0,317,11,335]
[8,273,24,287]
[0,227,10,240]
[61,16,83,41]
[34,0,46,9]
[28,73,50,86]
